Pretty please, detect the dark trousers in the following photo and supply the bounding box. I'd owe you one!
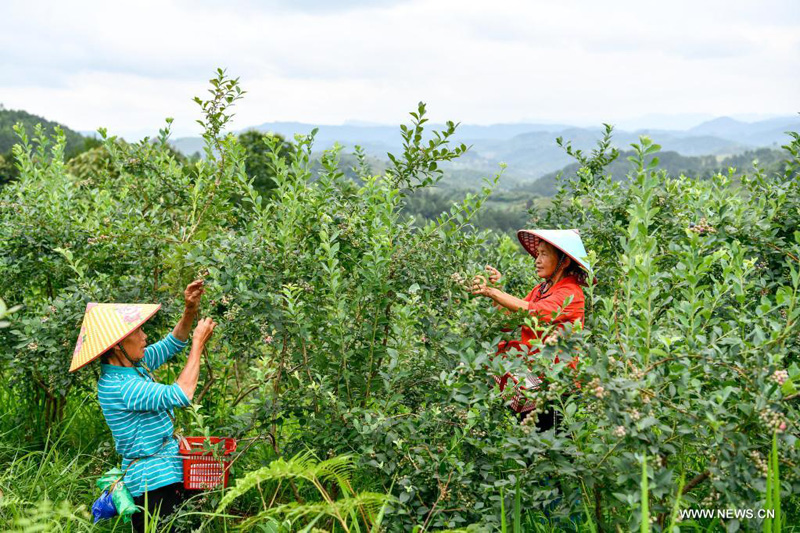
[517,404,581,527]
[131,483,185,532]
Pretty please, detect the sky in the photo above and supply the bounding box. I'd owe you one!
[1,0,798,139]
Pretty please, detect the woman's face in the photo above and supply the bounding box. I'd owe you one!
[117,327,147,362]
[535,241,561,279]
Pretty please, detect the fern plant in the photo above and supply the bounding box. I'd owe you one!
[214,451,391,532]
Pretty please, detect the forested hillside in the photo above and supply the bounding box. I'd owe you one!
[519,147,788,196]
[0,106,93,185]
[0,106,86,153]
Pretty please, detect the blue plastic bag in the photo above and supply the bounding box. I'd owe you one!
[91,490,117,523]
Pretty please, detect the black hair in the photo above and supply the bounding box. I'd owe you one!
[558,249,588,285]
[100,347,115,364]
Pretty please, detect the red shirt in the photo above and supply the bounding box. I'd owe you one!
[493,275,585,412]
[497,275,585,361]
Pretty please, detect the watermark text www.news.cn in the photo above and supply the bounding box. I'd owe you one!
[679,508,775,520]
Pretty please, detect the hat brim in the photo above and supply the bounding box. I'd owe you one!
[69,304,161,372]
[517,230,589,272]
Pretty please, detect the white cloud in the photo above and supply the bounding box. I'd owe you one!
[0,0,797,138]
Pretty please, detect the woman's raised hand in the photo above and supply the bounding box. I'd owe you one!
[184,280,205,312]
[485,265,502,284]
[471,275,491,296]
[192,317,217,347]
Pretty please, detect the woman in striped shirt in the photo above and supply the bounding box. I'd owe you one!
[70,281,216,531]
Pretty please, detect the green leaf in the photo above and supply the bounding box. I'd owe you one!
[565,403,577,418]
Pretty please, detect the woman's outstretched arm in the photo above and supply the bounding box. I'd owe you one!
[471,275,529,312]
[485,288,529,312]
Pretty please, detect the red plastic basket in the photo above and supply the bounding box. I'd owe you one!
[179,436,237,490]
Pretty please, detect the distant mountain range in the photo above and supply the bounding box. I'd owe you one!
[2,104,797,192]
[170,115,800,186]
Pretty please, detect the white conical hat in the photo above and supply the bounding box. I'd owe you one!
[517,229,590,271]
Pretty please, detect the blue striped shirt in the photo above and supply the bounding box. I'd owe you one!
[98,333,190,496]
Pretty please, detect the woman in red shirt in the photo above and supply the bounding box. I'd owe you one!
[471,229,589,428]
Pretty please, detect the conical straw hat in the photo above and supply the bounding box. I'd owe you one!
[517,229,590,272]
[69,303,161,372]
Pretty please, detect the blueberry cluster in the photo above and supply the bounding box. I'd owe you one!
[770,369,789,386]
[588,377,607,399]
[520,411,539,434]
[759,408,788,433]
[748,449,769,477]
[701,490,721,507]
[688,217,717,234]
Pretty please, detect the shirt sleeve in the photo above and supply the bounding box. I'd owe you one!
[143,333,188,371]
[119,379,191,412]
[528,286,584,324]
[524,287,538,302]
